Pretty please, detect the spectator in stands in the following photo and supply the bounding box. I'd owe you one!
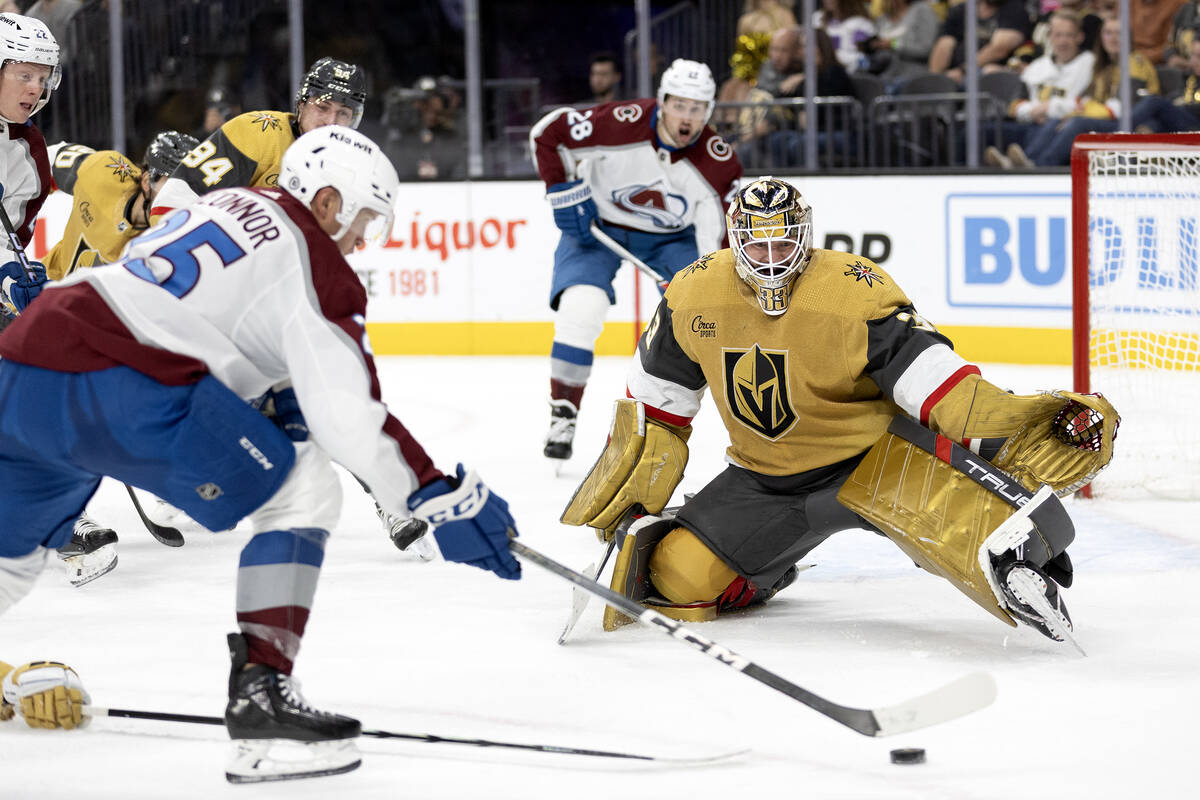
[738,0,799,36]
[586,51,622,104]
[757,24,806,95]
[984,11,1095,167]
[927,0,1032,84]
[1132,0,1187,64]
[195,86,239,140]
[381,76,466,181]
[762,27,855,165]
[812,0,877,72]
[1162,0,1200,70]
[1131,36,1200,130]
[863,0,940,85]
[1004,15,1160,166]
[1020,0,1103,68]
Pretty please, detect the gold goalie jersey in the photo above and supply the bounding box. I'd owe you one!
[628,248,991,476]
[172,111,297,194]
[43,144,145,281]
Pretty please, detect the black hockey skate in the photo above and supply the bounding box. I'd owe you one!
[544,398,578,461]
[992,555,1074,644]
[224,633,361,783]
[56,514,118,587]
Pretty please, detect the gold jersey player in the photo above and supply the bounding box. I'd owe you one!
[562,178,1119,646]
[43,131,200,280]
[159,57,366,205]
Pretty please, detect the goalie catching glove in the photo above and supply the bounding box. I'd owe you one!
[408,465,521,580]
[0,660,90,729]
[560,399,690,540]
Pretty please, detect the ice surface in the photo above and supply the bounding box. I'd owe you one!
[3,357,1196,799]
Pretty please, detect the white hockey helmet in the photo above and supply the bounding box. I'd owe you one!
[656,58,715,125]
[727,177,813,316]
[279,125,399,241]
[0,12,61,117]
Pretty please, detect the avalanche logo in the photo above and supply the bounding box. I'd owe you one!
[707,136,733,162]
[613,104,643,123]
[723,344,797,440]
[611,181,688,229]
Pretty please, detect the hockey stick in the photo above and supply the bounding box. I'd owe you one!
[124,484,185,547]
[82,705,743,764]
[589,222,669,291]
[557,536,617,645]
[511,540,998,737]
[0,183,38,281]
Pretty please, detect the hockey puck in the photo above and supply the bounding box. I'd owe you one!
[889,748,926,765]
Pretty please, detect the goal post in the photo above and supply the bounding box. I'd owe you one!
[1070,133,1200,499]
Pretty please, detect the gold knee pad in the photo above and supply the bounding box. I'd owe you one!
[648,527,737,604]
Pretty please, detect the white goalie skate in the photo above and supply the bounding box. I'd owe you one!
[979,485,1084,654]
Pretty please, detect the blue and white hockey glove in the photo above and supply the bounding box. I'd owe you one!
[546,180,598,244]
[408,464,521,580]
[0,259,48,313]
[249,386,309,442]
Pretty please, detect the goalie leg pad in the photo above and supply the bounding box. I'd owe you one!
[837,416,1076,630]
[603,516,675,631]
[560,399,689,537]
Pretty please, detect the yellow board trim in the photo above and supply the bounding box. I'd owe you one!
[364,322,1073,364]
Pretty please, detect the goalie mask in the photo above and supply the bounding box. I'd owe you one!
[0,12,61,119]
[727,178,813,316]
[279,125,398,242]
[297,57,367,129]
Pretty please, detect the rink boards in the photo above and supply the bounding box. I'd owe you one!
[30,173,1082,364]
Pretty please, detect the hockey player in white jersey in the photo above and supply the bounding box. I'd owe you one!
[530,59,742,463]
[0,126,522,782]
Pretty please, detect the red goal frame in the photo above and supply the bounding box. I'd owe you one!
[1069,132,1200,395]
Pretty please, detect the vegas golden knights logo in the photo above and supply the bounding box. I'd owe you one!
[723,344,797,439]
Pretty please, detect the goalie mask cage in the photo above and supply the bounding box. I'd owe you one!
[1071,133,1200,499]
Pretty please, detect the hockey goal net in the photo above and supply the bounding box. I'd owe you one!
[1071,133,1200,499]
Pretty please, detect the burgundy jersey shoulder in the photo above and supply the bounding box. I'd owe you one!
[682,127,743,198]
[5,121,52,248]
[531,98,657,184]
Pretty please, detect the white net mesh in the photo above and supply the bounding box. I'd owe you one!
[1085,147,1200,498]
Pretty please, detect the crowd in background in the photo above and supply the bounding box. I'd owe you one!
[7,0,1200,175]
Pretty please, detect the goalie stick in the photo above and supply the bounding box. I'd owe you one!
[511,540,998,737]
[82,705,744,764]
[589,222,670,291]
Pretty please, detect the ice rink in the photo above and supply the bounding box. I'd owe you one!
[3,355,1196,799]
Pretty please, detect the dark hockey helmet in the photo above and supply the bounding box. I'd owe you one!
[726,177,813,316]
[297,57,367,129]
[143,130,200,181]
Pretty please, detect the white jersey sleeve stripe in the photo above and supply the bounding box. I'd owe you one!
[890,343,978,425]
[626,352,704,422]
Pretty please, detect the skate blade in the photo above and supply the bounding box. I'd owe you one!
[61,546,118,588]
[405,534,438,562]
[225,738,361,783]
[1005,568,1087,656]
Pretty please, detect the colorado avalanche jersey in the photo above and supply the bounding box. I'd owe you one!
[0,187,442,515]
[530,98,742,254]
[0,119,51,261]
[630,249,984,476]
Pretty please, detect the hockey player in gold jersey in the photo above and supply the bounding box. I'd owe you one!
[42,131,199,280]
[166,57,366,197]
[562,177,1119,646]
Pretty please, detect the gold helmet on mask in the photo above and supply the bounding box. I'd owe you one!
[726,178,812,315]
